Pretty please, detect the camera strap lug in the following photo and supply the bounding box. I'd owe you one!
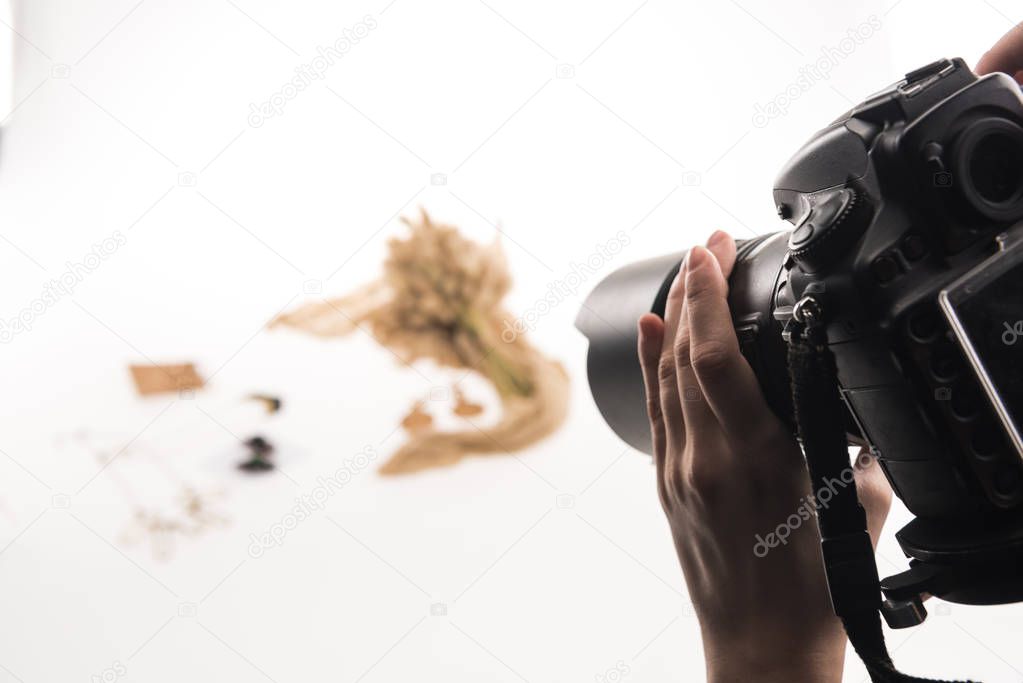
[878,562,943,629]
[881,595,928,629]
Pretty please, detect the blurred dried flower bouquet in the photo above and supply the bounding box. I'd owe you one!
[272,210,569,474]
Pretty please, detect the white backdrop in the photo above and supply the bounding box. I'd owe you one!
[1,1,1021,681]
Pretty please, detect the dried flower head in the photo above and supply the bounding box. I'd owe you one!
[272,209,569,474]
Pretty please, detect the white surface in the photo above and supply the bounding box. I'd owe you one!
[0,1,10,117]
[1,1,1022,681]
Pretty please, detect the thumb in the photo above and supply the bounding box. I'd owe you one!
[852,448,893,548]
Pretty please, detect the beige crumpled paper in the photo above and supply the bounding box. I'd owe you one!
[272,210,569,474]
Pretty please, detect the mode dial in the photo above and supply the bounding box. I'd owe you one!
[788,188,869,273]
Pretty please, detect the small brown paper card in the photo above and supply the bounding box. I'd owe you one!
[130,364,205,396]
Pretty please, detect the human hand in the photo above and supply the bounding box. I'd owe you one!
[636,231,893,683]
[977,23,1023,81]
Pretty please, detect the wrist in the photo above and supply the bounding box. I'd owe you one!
[705,641,845,683]
[707,656,844,683]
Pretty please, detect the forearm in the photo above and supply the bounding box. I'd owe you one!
[707,650,842,683]
[705,645,845,683]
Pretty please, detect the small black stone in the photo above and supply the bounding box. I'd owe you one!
[239,435,276,473]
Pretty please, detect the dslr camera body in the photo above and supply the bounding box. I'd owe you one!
[578,58,1023,613]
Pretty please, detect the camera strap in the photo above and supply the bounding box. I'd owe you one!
[786,314,978,683]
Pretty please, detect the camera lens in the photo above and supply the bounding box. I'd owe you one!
[954,118,1023,221]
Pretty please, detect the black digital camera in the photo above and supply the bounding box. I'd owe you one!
[577,58,1023,612]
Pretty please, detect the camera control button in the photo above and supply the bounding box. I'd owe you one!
[811,189,851,230]
[791,221,814,247]
[789,188,866,272]
[788,189,850,250]
[904,58,953,86]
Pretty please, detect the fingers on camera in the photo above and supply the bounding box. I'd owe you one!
[638,314,668,464]
[637,231,743,456]
[706,230,737,278]
[685,245,762,432]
